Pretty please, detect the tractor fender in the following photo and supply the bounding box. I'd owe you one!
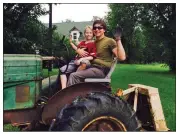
[41,82,111,125]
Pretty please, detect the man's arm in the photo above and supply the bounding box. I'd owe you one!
[89,42,97,58]
[112,39,126,61]
[69,35,89,57]
[76,48,89,57]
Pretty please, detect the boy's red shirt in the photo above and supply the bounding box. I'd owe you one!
[75,41,97,60]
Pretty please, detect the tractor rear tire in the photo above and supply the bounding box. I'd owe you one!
[49,92,141,131]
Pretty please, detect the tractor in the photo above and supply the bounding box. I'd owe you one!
[3,27,169,131]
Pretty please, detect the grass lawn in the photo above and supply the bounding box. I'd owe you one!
[4,64,176,131]
[111,64,176,131]
[42,68,59,78]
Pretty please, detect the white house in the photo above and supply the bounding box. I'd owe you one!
[51,21,93,43]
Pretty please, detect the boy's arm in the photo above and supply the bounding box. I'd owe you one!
[69,35,78,51]
[74,56,93,65]
[78,56,93,61]
[70,42,78,51]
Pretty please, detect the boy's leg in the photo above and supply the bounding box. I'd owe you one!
[67,67,105,87]
[76,63,87,71]
[76,59,91,71]
[60,62,77,89]
[60,74,67,89]
[60,61,76,73]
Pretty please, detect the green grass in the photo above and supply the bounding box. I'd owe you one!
[4,64,176,131]
[3,124,20,131]
[42,68,59,78]
[111,64,176,131]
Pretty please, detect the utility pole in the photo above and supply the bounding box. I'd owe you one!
[48,3,52,71]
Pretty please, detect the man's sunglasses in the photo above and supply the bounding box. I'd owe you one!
[93,26,104,30]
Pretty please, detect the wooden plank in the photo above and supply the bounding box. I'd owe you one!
[123,86,136,96]
[127,84,169,131]
[128,84,149,95]
[147,86,169,131]
[133,89,138,112]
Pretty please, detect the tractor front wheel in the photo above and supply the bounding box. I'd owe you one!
[49,92,141,131]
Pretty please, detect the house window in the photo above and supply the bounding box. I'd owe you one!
[73,33,77,40]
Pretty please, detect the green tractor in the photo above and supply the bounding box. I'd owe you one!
[3,29,169,131]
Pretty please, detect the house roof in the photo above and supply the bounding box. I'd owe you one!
[46,21,93,36]
[69,26,80,32]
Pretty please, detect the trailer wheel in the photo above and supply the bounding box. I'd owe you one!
[49,92,141,131]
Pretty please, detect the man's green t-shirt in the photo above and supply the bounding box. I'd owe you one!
[92,36,117,68]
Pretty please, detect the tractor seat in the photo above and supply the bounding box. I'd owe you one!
[85,58,117,83]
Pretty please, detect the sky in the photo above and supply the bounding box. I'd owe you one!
[38,4,109,23]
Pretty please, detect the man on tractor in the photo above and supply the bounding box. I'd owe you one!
[67,19,126,86]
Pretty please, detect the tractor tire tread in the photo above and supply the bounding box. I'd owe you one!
[50,91,141,131]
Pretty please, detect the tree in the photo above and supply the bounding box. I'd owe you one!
[140,4,176,71]
[106,4,141,63]
[3,3,76,64]
[106,3,176,71]
[3,3,49,54]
